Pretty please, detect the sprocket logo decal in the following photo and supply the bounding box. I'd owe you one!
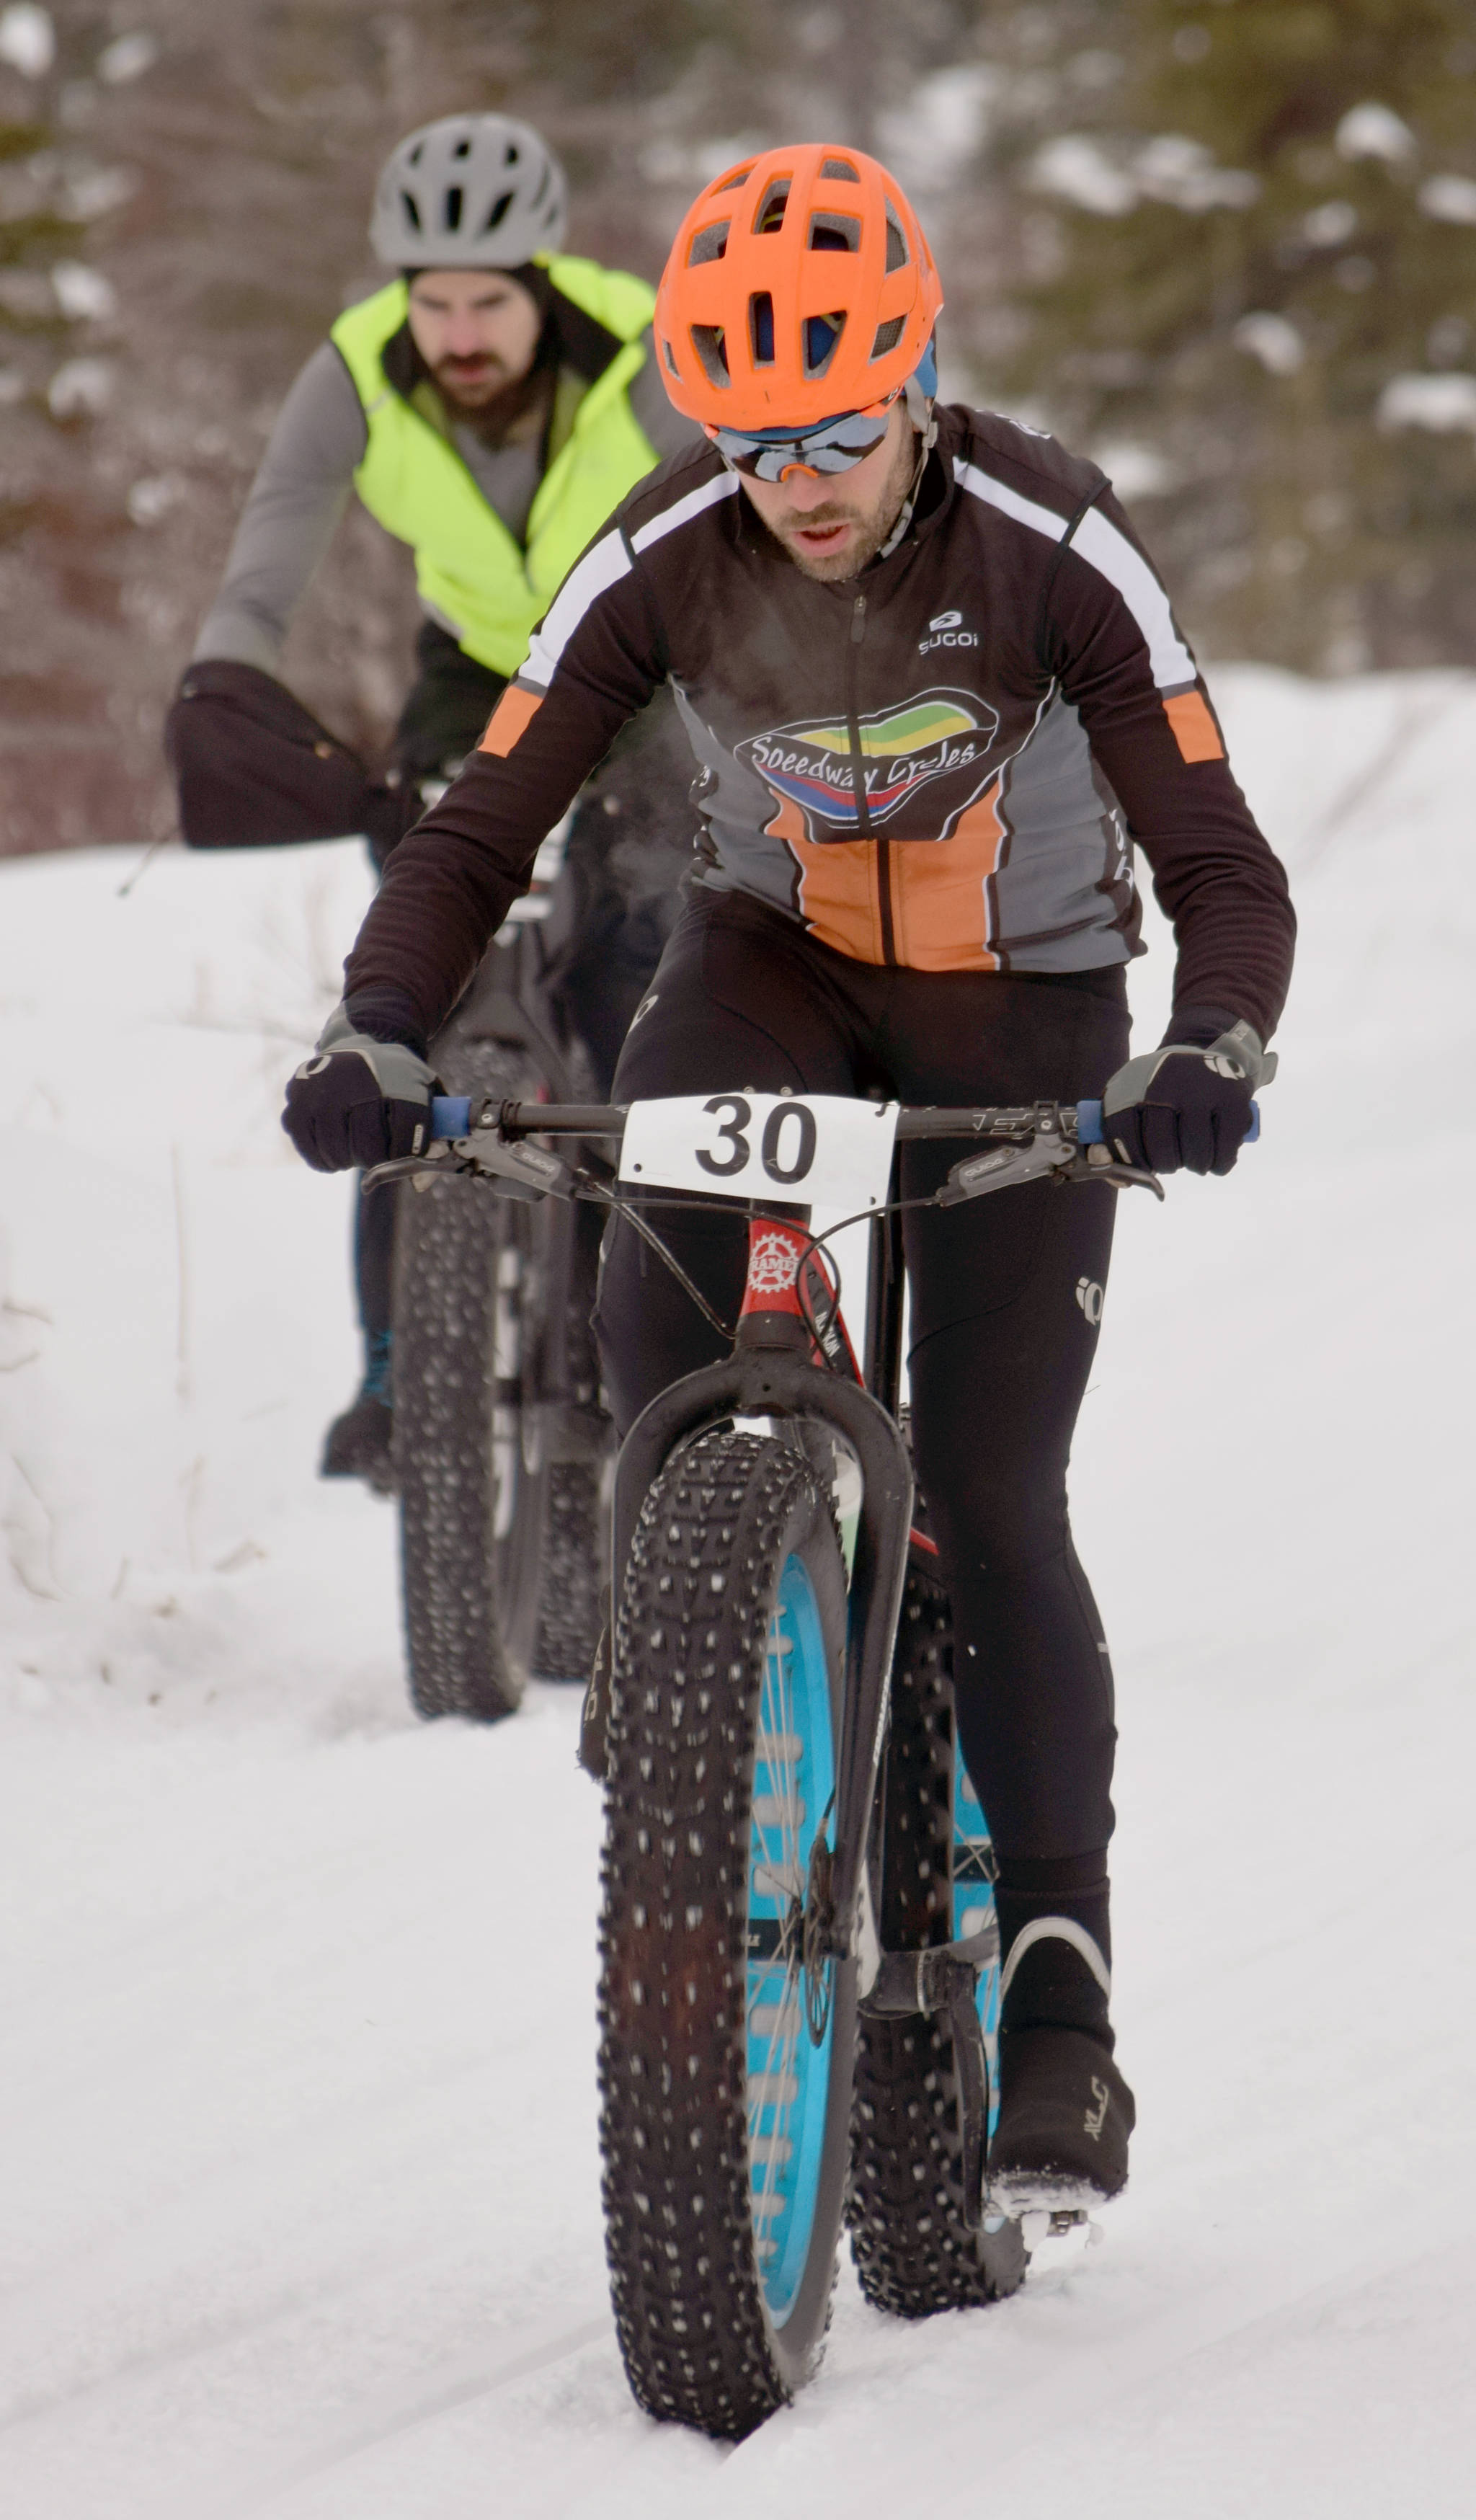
[746,1230,801,1297]
[738,687,1000,839]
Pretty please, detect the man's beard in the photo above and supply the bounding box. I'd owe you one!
[430,354,515,418]
[763,429,920,581]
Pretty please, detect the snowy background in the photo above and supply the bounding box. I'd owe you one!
[1,665,1473,2512]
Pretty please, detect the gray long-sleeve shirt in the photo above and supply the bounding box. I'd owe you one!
[194,330,698,673]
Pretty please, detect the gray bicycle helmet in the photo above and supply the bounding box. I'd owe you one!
[369,115,567,270]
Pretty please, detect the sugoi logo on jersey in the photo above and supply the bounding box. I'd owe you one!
[917,608,979,656]
[739,687,1000,836]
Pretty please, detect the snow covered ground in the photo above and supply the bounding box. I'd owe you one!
[1,665,1473,2515]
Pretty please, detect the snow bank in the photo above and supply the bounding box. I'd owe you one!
[1,669,1474,2514]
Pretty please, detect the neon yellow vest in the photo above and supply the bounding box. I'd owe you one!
[331,259,658,676]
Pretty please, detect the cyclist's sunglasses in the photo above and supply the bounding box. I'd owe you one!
[705,394,899,483]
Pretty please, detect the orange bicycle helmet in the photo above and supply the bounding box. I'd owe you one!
[654,143,943,431]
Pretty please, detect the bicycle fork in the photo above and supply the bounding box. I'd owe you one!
[610,1207,1000,2230]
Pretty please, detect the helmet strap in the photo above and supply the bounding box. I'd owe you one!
[877,412,934,560]
[902,372,937,445]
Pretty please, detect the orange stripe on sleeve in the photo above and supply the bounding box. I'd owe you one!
[1162,689,1224,764]
[479,686,543,758]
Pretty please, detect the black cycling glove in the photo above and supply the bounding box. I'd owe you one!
[283,1007,437,1173]
[1101,1012,1276,1177]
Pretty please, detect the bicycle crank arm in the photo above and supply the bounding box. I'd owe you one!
[860,1936,997,2232]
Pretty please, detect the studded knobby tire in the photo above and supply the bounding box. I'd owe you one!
[394,1038,608,1720]
[846,1556,1028,2316]
[597,1429,855,2440]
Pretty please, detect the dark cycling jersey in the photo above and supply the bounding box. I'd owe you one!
[343,402,1294,1047]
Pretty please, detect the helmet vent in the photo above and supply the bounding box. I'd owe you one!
[753,179,791,235]
[505,142,520,163]
[809,214,859,254]
[399,190,422,232]
[715,164,752,193]
[443,186,464,233]
[870,316,905,358]
[803,311,845,377]
[688,221,730,267]
[749,291,775,364]
[690,324,732,388]
[481,188,517,234]
[453,138,471,160]
[661,334,680,376]
[821,157,861,182]
[884,207,910,273]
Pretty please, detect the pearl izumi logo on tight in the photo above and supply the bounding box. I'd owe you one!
[917,608,979,655]
[1075,1277,1103,1325]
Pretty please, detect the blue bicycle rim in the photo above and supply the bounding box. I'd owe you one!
[952,1746,1001,2140]
[746,1552,836,2325]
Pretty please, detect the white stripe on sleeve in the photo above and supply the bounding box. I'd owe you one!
[630,468,739,553]
[522,529,632,689]
[954,453,1197,691]
[953,455,1067,546]
[1067,505,1197,691]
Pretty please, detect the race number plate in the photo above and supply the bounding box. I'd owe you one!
[619,1093,900,1212]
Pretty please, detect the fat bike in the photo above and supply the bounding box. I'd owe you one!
[375,1084,1172,2436]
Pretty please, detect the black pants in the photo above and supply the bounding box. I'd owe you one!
[593,889,1132,1863]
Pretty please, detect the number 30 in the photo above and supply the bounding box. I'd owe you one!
[694,1095,818,1187]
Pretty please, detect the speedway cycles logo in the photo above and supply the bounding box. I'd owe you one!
[737,687,1000,838]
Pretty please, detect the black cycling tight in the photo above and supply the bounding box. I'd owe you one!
[593,889,1132,1865]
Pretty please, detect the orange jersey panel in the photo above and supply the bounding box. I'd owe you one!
[1162,689,1224,764]
[780,784,1008,972]
[480,685,543,757]
[889,784,1005,972]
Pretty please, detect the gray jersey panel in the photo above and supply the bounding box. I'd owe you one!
[192,342,366,671]
[990,693,1140,970]
[671,683,799,920]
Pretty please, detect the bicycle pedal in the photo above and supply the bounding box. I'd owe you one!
[1018,2206,1096,2251]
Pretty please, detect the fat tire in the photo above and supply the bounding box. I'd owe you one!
[847,1556,1028,2315]
[598,1429,854,2439]
[394,1162,521,1721]
[394,1042,607,1720]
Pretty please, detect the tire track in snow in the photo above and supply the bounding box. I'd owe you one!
[220,2311,613,2515]
[712,2206,1476,2503]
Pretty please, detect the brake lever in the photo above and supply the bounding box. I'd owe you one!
[936,1134,1165,1207]
[936,1110,1077,1206]
[1071,1148,1165,1199]
[361,1104,577,1203]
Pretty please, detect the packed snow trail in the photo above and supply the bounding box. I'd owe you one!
[1,667,1473,2516]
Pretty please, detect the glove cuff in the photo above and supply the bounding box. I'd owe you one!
[342,988,430,1059]
[314,1004,437,1103]
[1160,1003,1242,1050]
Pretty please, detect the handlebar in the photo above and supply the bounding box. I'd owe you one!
[1076,1097,1261,1147]
[427,1094,1261,1148]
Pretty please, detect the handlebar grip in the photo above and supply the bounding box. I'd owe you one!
[430,1094,472,1140]
[1075,1098,1261,1146]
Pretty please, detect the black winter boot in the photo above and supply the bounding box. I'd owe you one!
[578,1591,613,1780]
[987,1860,1135,2213]
[320,1333,394,1494]
[989,2019,1136,2214]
